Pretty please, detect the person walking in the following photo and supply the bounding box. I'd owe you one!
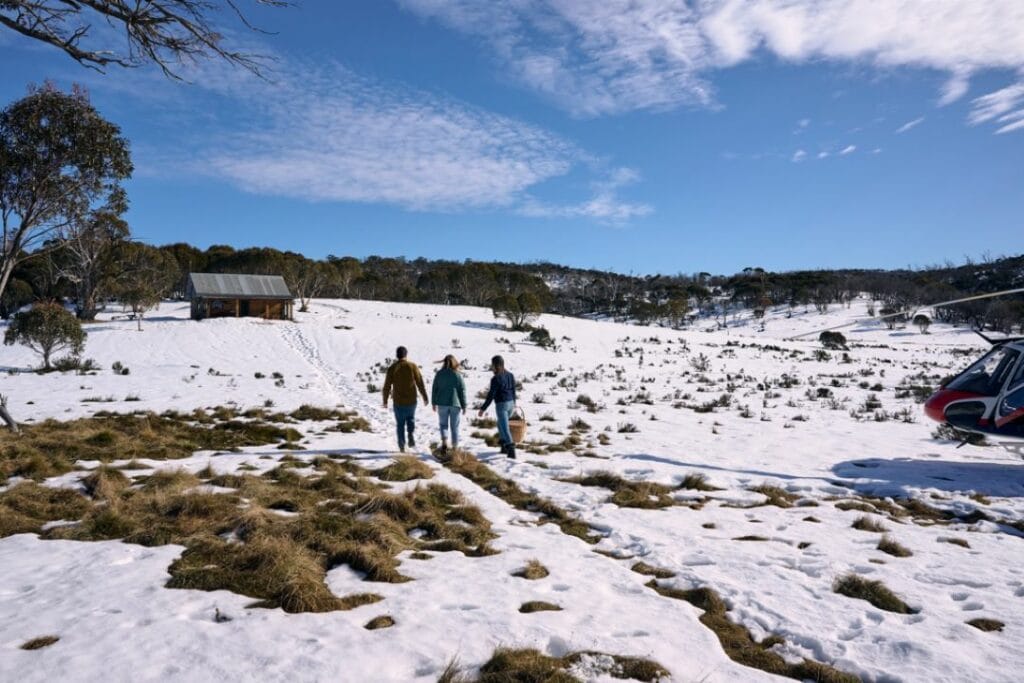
[382,346,429,453]
[478,355,517,458]
[432,354,467,456]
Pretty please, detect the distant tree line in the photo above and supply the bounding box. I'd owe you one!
[1,85,1021,336]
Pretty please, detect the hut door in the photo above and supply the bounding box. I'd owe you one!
[240,300,250,316]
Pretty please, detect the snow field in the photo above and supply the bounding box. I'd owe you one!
[1,297,1022,682]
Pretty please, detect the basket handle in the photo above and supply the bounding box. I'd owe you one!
[511,406,526,422]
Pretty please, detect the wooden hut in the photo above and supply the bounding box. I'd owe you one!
[187,273,294,321]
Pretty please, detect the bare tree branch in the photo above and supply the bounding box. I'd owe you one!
[1,1,291,80]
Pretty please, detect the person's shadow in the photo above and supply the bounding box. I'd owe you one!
[832,456,1024,498]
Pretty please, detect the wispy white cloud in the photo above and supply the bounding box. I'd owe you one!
[968,79,1024,134]
[791,149,807,162]
[137,58,649,219]
[399,0,1024,127]
[839,144,857,155]
[895,117,925,134]
[519,167,652,224]
[817,151,830,159]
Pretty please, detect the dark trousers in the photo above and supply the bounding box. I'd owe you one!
[394,403,417,449]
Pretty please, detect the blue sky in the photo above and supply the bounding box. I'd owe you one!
[2,1,1023,275]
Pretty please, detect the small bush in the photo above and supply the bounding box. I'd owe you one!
[819,331,847,350]
[967,618,1004,632]
[364,615,395,630]
[112,361,130,375]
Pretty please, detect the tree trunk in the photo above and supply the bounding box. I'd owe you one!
[0,396,17,433]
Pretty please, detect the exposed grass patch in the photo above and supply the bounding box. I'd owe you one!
[559,471,675,509]
[442,450,600,544]
[631,561,676,579]
[877,536,913,557]
[447,647,669,683]
[0,410,317,484]
[852,515,888,532]
[519,601,562,613]
[512,559,550,580]
[732,535,769,542]
[373,456,434,482]
[2,426,496,614]
[938,536,971,549]
[678,473,720,491]
[364,615,395,630]
[645,579,858,682]
[20,636,59,650]
[967,618,1004,632]
[833,574,916,614]
[747,485,799,508]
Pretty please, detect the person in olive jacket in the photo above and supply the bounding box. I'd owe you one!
[478,355,517,458]
[382,346,429,452]
[431,354,467,455]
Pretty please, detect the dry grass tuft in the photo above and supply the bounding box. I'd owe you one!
[678,473,721,491]
[877,536,913,557]
[364,615,396,630]
[559,470,675,509]
[833,574,916,614]
[512,559,550,580]
[519,601,562,613]
[20,636,59,650]
[374,456,434,482]
[967,618,1004,632]
[631,561,676,579]
[938,536,971,549]
[462,647,669,683]
[0,482,91,537]
[852,515,888,532]
[747,485,800,508]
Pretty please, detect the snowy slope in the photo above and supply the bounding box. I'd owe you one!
[1,298,1021,682]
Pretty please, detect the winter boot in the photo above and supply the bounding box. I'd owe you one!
[408,432,416,449]
[440,438,448,456]
[505,442,516,459]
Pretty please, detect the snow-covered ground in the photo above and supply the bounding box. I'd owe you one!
[1,298,1021,682]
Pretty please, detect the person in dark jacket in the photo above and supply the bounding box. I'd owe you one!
[478,355,517,458]
[382,346,429,453]
[432,354,467,455]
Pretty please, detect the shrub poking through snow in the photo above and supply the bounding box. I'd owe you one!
[20,636,59,651]
[877,536,913,557]
[819,331,848,350]
[833,574,916,614]
[966,618,1004,632]
[631,562,676,579]
[519,601,562,613]
[852,515,888,532]
[512,559,550,580]
[364,615,395,630]
[677,473,720,491]
[3,303,86,371]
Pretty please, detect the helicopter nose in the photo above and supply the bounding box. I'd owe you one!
[923,389,976,423]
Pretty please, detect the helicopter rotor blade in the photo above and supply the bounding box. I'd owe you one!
[786,286,1024,341]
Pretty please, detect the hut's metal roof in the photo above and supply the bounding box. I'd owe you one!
[188,273,293,299]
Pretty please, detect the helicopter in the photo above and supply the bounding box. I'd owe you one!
[788,287,1024,454]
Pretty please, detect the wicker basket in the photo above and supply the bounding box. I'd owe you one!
[508,407,527,444]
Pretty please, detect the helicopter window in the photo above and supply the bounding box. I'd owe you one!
[999,385,1024,419]
[947,347,1021,396]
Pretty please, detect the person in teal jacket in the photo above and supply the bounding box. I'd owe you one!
[432,354,467,455]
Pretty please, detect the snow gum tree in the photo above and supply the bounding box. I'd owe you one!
[3,301,86,370]
[112,242,177,330]
[0,84,132,305]
[492,292,543,331]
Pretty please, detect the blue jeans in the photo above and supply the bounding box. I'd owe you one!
[494,401,515,445]
[437,406,461,446]
[394,404,417,450]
